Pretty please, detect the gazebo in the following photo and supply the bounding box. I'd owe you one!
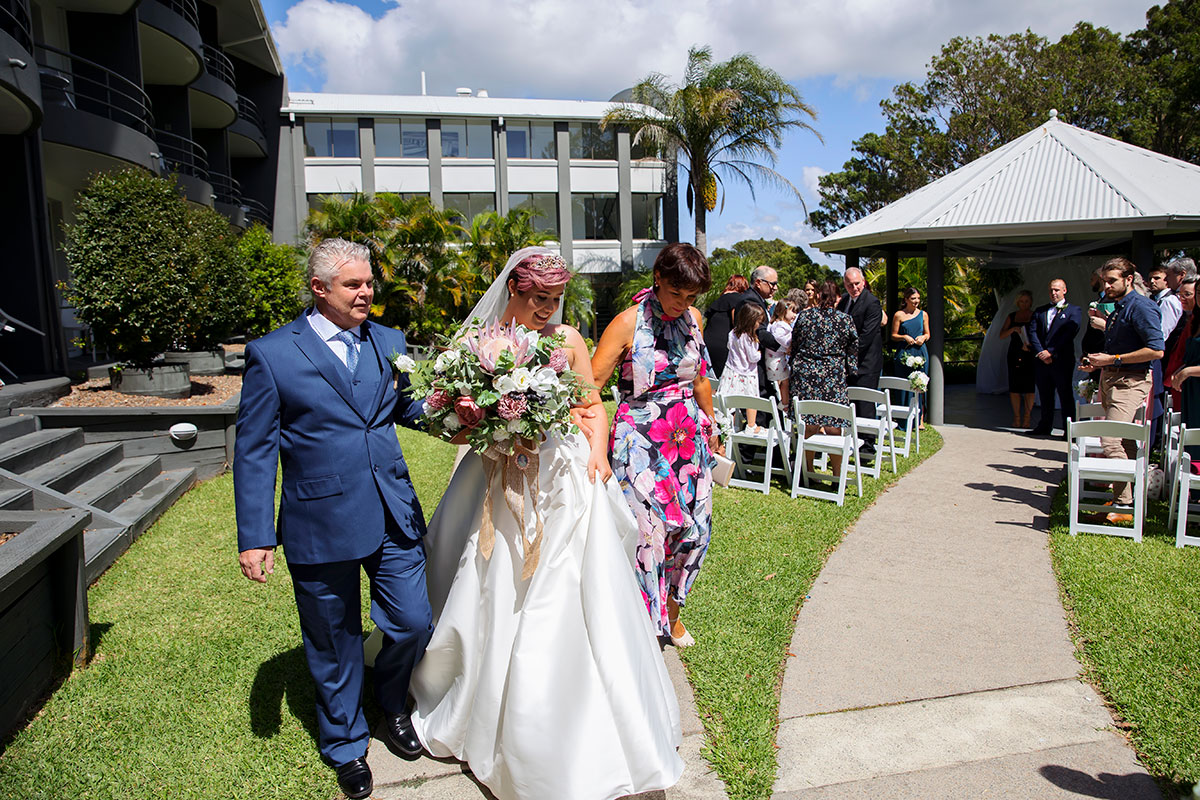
[813,111,1200,425]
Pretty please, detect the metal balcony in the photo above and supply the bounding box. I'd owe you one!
[0,0,32,54]
[201,44,235,89]
[154,129,209,180]
[36,44,154,138]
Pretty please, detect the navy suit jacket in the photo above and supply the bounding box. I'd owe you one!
[836,289,884,378]
[234,313,426,565]
[1027,302,1081,369]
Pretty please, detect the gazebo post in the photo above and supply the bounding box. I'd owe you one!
[885,248,899,325]
[927,240,945,426]
[1132,230,1155,273]
[846,248,859,275]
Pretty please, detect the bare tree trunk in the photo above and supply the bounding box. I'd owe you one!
[694,183,707,257]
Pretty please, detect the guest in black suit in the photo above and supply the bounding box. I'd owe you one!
[1026,277,1082,435]
[836,268,885,428]
[732,266,781,400]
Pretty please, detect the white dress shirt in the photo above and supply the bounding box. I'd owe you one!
[307,308,361,369]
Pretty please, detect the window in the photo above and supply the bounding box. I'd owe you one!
[441,118,494,158]
[631,193,663,239]
[444,192,496,225]
[569,122,616,160]
[506,120,556,159]
[306,193,354,213]
[303,117,359,157]
[509,193,558,236]
[375,118,427,157]
[571,193,618,239]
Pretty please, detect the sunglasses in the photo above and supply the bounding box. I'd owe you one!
[758,279,778,288]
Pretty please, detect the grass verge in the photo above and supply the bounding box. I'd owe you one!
[1047,483,1200,794]
[0,424,940,800]
[680,428,942,800]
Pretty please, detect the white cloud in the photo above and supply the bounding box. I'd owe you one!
[271,0,1148,97]
[801,166,830,200]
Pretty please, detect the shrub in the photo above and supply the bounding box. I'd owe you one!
[178,204,248,350]
[63,169,193,368]
[237,224,307,337]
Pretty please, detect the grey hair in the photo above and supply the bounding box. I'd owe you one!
[1167,257,1198,279]
[1180,273,1199,287]
[308,238,371,288]
[750,265,775,283]
[844,266,864,280]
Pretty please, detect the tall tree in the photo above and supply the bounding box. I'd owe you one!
[1126,0,1200,162]
[602,46,820,255]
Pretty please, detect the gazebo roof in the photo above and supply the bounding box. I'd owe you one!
[813,112,1200,254]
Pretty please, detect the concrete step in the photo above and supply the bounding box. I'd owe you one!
[109,467,196,542]
[0,415,37,444]
[0,428,84,473]
[0,487,33,510]
[22,442,125,494]
[69,456,161,512]
[83,526,129,584]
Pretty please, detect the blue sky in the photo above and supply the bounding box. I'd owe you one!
[262,0,1149,270]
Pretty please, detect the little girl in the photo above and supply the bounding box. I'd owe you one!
[765,299,797,402]
[720,303,766,431]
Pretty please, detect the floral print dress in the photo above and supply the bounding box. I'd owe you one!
[610,289,715,637]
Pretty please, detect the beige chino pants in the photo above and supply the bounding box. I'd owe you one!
[1098,369,1152,505]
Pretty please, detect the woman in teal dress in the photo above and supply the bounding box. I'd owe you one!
[890,286,930,427]
[592,243,721,648]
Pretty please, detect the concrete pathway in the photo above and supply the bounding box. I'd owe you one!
[772,426,1161,799]
[367,646,728,799]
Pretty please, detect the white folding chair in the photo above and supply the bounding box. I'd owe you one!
[610,386,621,406]
[722,394,779,495]
[847,386,897,476]
[708,376,720,395]
[790,399,861,506]
[1067,419,1149,542]
[878,376,919,457]
[1168,427,1200,547]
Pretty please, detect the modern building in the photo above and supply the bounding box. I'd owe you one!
[278,90,679,328]
[1,0,285,380]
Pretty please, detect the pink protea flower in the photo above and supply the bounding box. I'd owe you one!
[497,393,528,421]
[548,348,570,374]
[647,403,698,464]
[426,388,452,411]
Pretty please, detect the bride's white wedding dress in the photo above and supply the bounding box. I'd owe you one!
[410,431,684,800]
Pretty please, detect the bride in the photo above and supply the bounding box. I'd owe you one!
[408,247,684,800]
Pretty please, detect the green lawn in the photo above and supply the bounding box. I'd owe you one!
[1048,485,1200,794]
[0,424,940,800]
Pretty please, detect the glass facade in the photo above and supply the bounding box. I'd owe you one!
[506,120,556,159]
[444,192,497,224]
[571,193,619,239]
[375,118,428,158]
[569,122,617,160]
[631,193,663,239]
[441,118,494,158]
[304,118,359,157]
[509,193,558,236]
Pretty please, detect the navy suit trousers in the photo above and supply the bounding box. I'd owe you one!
[289,523,433,765]
[1034,358,1075,432]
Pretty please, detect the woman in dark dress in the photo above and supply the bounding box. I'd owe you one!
[997,290,1035,428]
[789,280,857,474]
[703,274,748,378]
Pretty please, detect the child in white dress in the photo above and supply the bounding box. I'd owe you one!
[719,303,766,431]
[765,299,798,402]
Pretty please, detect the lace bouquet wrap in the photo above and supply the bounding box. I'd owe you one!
[406,319,589,578]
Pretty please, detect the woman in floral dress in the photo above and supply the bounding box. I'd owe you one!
[592,243,722,647]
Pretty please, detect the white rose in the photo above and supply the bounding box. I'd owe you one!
[435,350,460,372]
[491,427,511,442]
[443,414,462,432]
[494,374,517,394]
[391,353,416,372]
[508,368,533,392]
[530,366,558,392]
[507,418,524,433]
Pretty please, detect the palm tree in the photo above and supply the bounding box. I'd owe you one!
[602,46,820,255]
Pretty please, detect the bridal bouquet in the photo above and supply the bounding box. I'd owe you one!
[908,371,930,392]
[403,319,588,455]
[902,353,926,369]
[1076,378,1098,403]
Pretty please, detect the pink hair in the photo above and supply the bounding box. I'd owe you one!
[509,254,572,293]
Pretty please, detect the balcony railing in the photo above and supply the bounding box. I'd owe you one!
[35,44,155,137]
[209,171,240,205]
[151,0,198,31]
[201,44,235,89]
[241,197,270,226]
[236,94,265,132]
[154,129,208,180]
[0,0,32,53]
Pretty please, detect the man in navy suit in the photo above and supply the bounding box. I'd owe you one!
[1027,278,1082,435]
[235,239,431,799]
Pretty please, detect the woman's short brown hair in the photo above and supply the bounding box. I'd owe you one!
[818,280,841,309]
[723,274,749,294]
[653,242,712,293]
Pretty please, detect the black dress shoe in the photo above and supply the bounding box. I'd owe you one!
[383,712,423,759]
[335,757,373,800]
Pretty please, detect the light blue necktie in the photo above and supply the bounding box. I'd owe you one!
[334,329,359,374]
